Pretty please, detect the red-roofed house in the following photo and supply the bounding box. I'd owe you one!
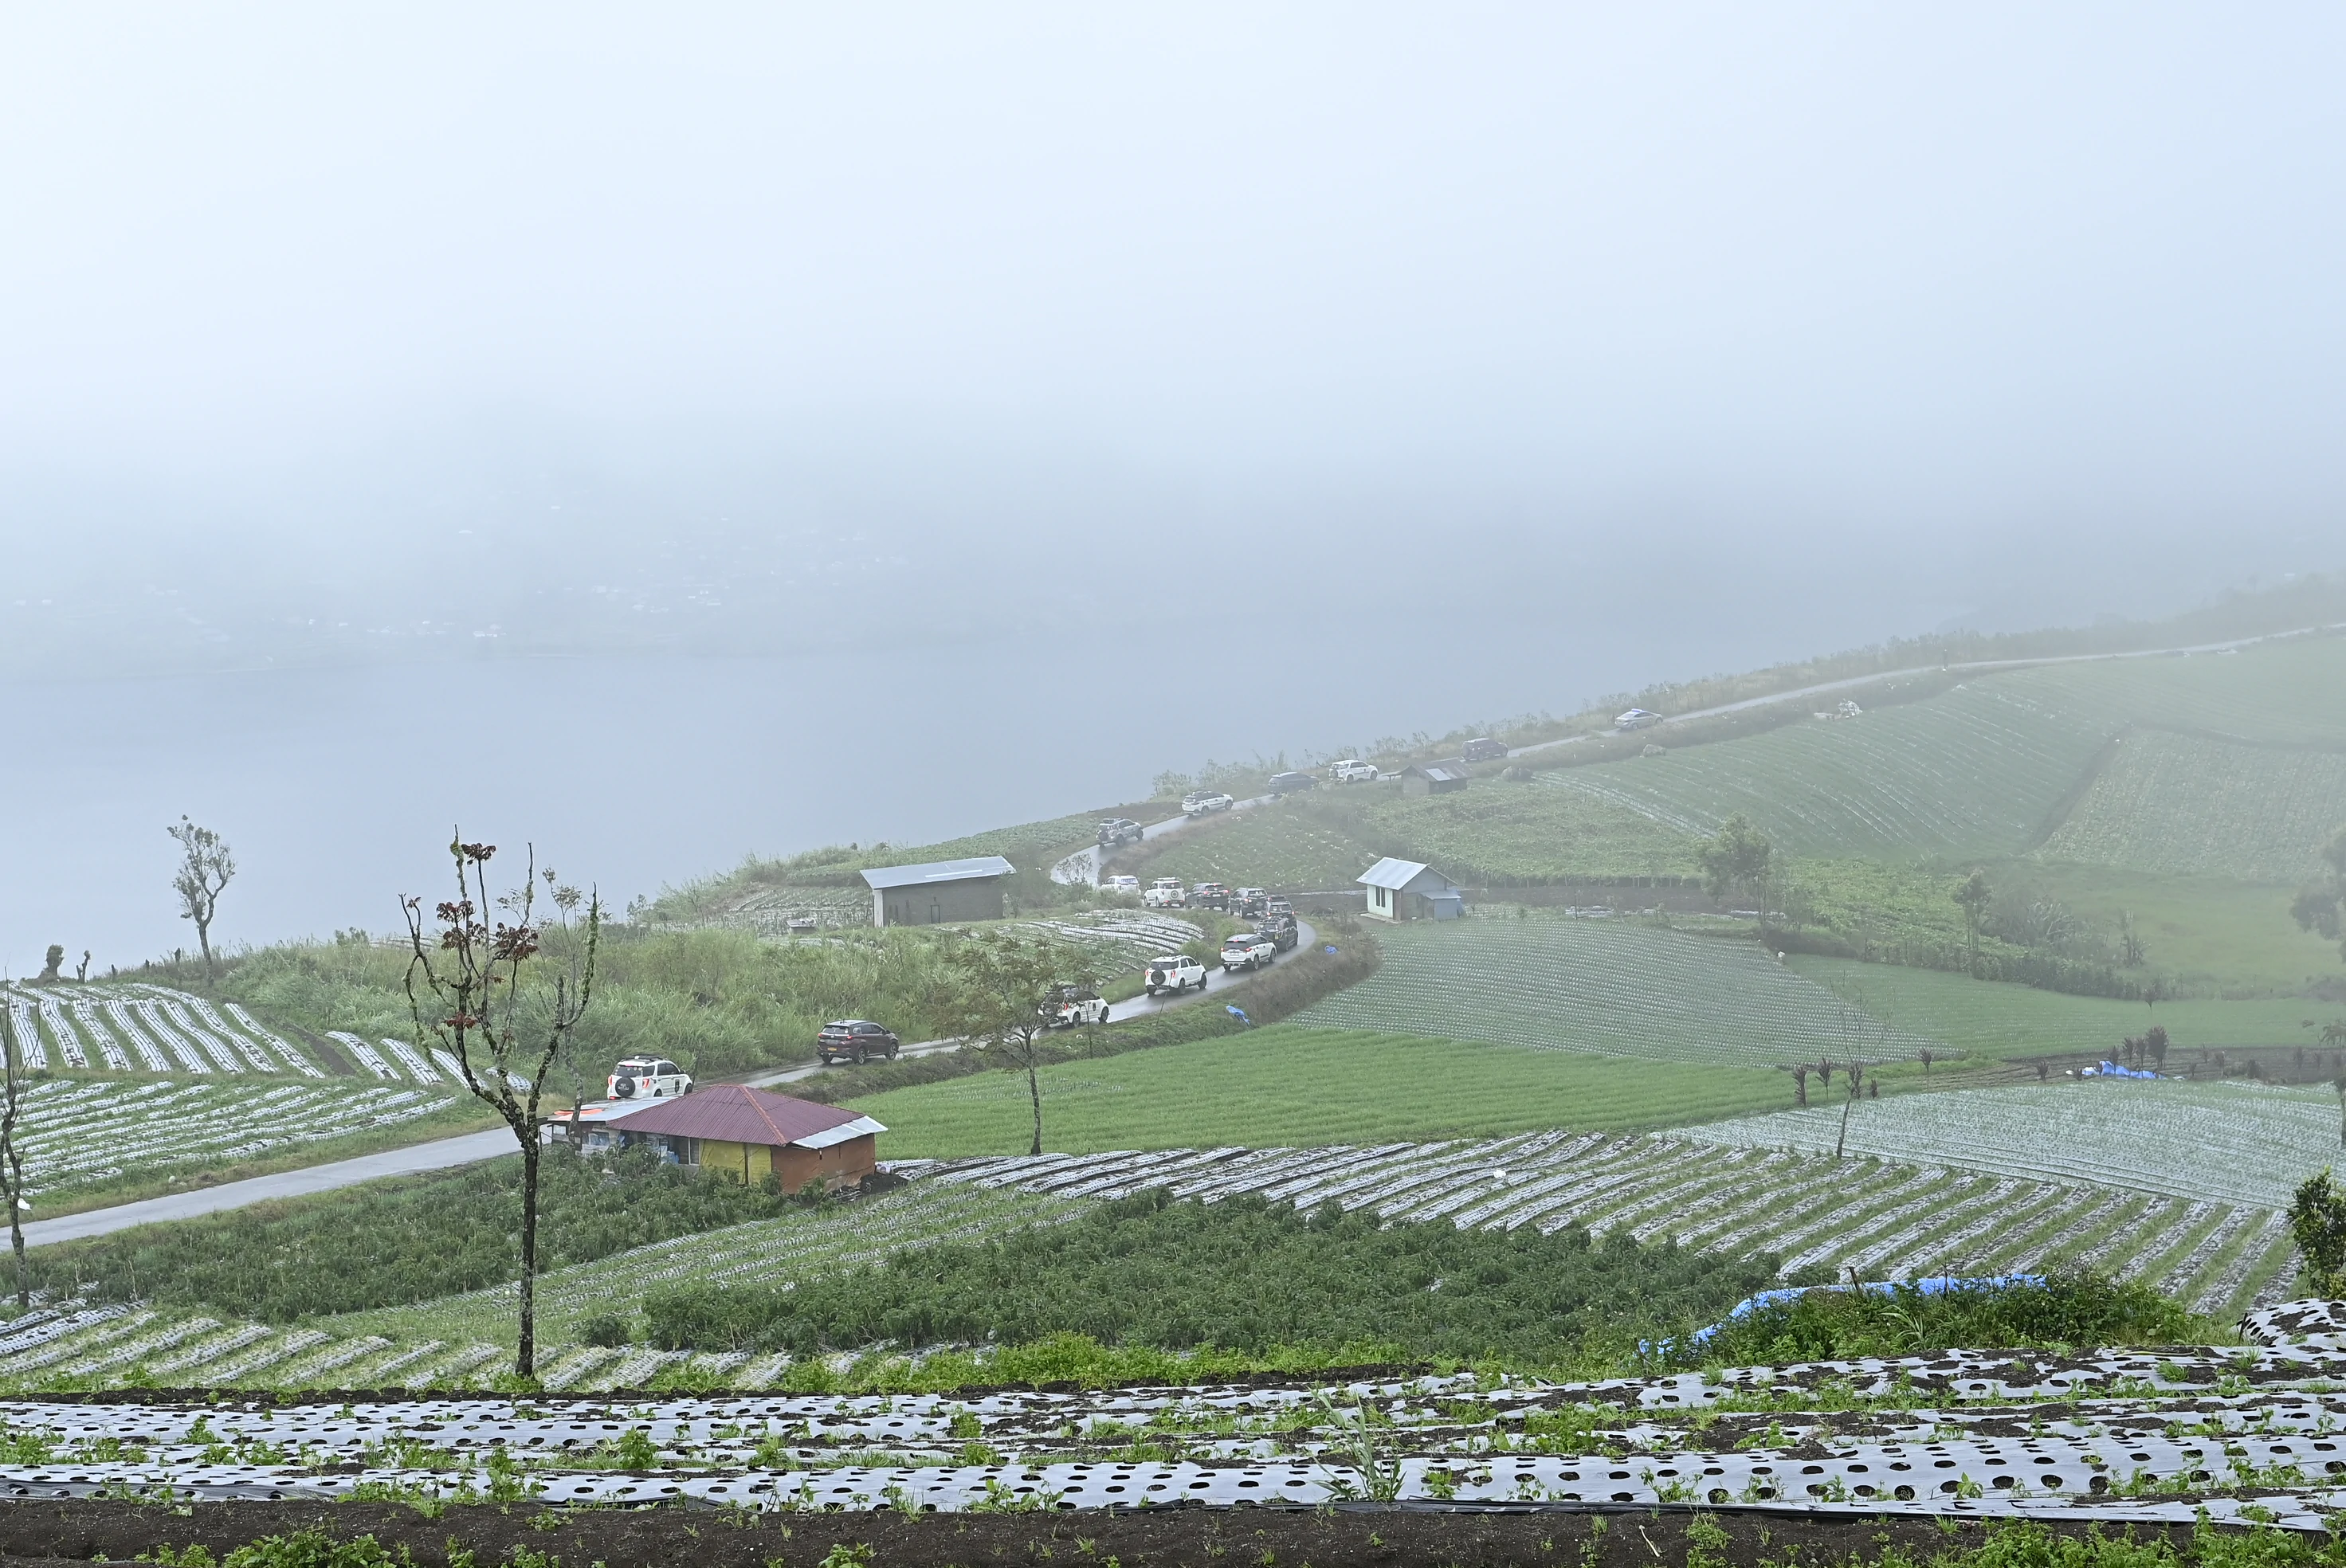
[611,1085,886,1192]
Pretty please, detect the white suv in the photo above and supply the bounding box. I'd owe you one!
[1181,791,1236,816]
[1143,877,1187,908]
[608,1057,692,1100]
[1220,932,1277,971]
[1330,759,1379,782]
[1143,953,1208,994]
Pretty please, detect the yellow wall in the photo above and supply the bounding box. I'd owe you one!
[694,1139,772,1183]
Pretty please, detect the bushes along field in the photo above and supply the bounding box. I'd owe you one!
[1684,1268,2196,1365]
[638,1188,1781,1363]
[30,1147,808,1322]
[846,1025,1793,1156]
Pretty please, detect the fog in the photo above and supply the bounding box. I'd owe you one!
[2,4,2343,966]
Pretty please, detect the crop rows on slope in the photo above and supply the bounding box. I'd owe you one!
[1539,681,2118,861]
[0,1132,2292,1394]
[14,1352,2346,1520]
[1787,958,2321,1060]
[1352,786,1701,883]
[0,1078,456,1198]
[0,983,322,1077]
[1123,809,1383,890]
[1293,919,1940,1068]
[1685,1078,2339,1211]
[2009,636,2346,748]
[936,1136,2292,1318]
[2038,731,2346,883]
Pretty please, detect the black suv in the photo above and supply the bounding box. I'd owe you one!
[1461,737,1509,762]
[818,1020,902,1064]
[1267,770,1317,793]
[1263,914,1300,951]
[1097,817,1144,848]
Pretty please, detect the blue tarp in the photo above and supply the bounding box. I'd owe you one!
[2085,1061,2158,1079]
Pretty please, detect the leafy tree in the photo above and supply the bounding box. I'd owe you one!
[1951,869,1991,977]
[167,816,237,983]
[2292,1168,2346,1296]
[400,834,601,1380]
[944,928,1080,1157]
[2293,826,2346,961]
[1697,815,1774,924]
[2144,1025,2169,1072]
[1791,1062,1808,1106]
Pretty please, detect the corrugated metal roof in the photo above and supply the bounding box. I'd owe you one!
[610,1085,882,1147]
[1410,766,1467,782]
[859,855,1016,890]
[795,1115,888,1150]
[1358,857,1432,890]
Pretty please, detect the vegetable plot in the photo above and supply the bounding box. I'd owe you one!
[0,982,323,1077]
[0,1132,2296,1393]
[0,1078,456,1198]
[1685,1077,2340,1210]
[1539,679,2116,861]
[2038,730,2346,882]
[1295,919,1942,1068]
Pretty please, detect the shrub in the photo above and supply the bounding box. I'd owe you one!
[1687,1268,2195,1366]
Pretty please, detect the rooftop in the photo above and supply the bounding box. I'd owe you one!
[610,1085,887,1149]
[1358,857,1434,890]
[860,855,1017,891]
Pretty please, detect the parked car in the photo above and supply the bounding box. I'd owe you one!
[1461,737,1509,762]
[1097,817,1144,848]
[607,1056,692,1100]
[1220,931,1277,971]
[1143,877,1187,908]
[1234,887,1268,918]
[817,1020,902,1064]
[1263,914,1300,951]
[1108,874,1142,894]
[1330,759,1379,782]
[1040,985,1111,1027]
[1263,894,1294,919]
[1190,882,1232,911]
[1267,770,1316,793]
[1614,708,1660,731]
[1182,790,1235,815]
[1144,953,1207,994]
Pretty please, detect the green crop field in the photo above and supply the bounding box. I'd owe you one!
[844,1025,1793,1157]
[1540,679,2114,860]
[2038,730,2346,883]
[1293,918,1938,1067]
[1122,802,1383,888]
[1128,786,1701,890]
[2015,635,2346,747]
[1357,784,1699,883]
[1524,635,2346,867]
[1787,955,2333,1060]
[1686,1076,2340,1209]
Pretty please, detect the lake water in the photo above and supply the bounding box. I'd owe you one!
[0,620,1761,970]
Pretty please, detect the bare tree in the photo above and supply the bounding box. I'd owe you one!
[401,836,599,1381]
[167,817,237,983]
[1951,869,1991,978]
[0,1021,27,1310]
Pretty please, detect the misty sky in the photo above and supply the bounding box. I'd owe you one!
[3,5,2344,963]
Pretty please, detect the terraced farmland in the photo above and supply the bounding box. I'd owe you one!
[1540,679,2115,860]
[0,1131,2298,1394]
[1685,1077,2340,1210]
[1356,785,1700,883]
[845,1025,1795,1156]
[2038,731,2346,882]
[0,982,324,1076]
[1293,918,1939,1067]
[0,1077,459,1199]
[2018,634,2346,747]
[1787,956,2323,1059]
